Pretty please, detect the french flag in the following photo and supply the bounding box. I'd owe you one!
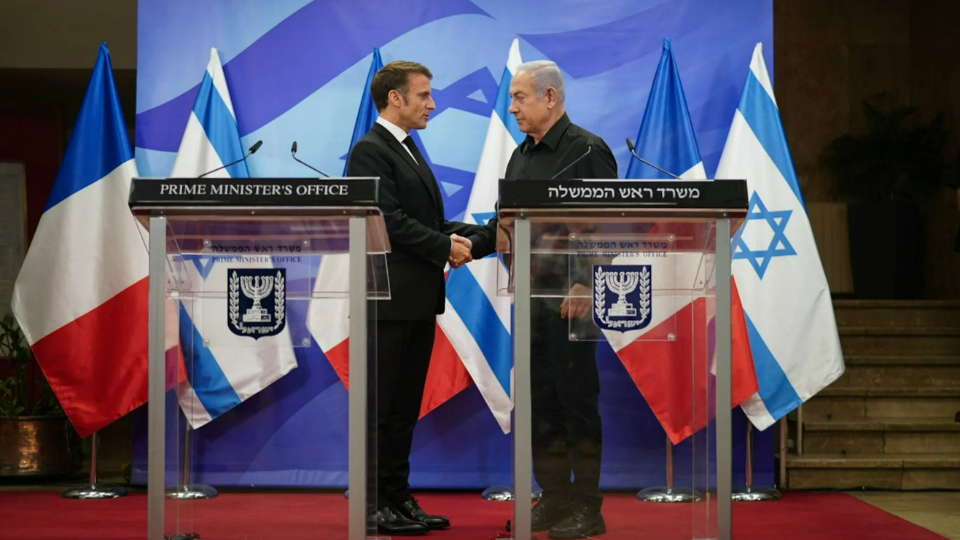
[11,43,182,438]
[614,39,758,444]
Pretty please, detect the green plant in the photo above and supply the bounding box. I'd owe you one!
[0,313,63,417]
[820,92,949,207]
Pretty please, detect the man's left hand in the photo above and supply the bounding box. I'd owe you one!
[560,283,591,319]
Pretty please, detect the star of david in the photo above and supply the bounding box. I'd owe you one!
[733,192,796,279]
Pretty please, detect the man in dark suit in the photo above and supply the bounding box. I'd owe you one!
[346,60,478,536]
[467,60,617,539]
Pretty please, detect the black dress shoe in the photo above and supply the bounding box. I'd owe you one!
[377,506,429,536]
[398,497,450,530]
[548,504,605,539]
[530,496,571,532]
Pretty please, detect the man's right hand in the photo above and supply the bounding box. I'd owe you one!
[449,236,473,268]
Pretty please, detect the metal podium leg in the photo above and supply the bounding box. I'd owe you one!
[148,216,167,540]
[512,219,533,540]
[348,216,368,540]
[716,218,733,540]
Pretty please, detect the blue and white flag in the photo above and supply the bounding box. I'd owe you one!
[626,39,705,180]
[715,43,844,430]
[436,39,524,433]
[170,48,298,428]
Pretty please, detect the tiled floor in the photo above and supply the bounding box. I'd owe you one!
[851,492,960,539]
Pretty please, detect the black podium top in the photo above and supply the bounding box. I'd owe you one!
[128,177,380,210]
[498,178,748,210]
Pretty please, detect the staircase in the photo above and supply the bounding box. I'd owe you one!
[784,300,960,490]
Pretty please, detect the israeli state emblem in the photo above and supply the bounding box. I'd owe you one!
[228,268,286,339]
[593,265,652,332]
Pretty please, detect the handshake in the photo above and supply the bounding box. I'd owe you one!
[448,234,473,269]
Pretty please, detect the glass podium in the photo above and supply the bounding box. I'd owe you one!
[129,177,389,540]
[496,178,748,540]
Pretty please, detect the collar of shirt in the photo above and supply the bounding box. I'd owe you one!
[376,116,410,145]
[520,112,572,153]
[376,116,417,163]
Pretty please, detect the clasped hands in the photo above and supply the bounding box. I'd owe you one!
[448,234,473,269]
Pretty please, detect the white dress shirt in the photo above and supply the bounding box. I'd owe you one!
[376,116,417,164]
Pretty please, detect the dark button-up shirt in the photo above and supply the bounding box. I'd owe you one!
[506,113,617,182]
[468,113,618,259]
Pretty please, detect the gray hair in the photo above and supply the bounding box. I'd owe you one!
[515,60,565,103]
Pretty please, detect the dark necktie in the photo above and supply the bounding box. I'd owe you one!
[402,136,426,167]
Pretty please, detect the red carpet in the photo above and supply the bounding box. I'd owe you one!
[0,490,948,539]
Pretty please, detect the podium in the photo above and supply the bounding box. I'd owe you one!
[496,178,747,540]
[129,177,389,540]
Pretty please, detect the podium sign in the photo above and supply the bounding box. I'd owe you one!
[130,177,389,540]
[497,179,747,540]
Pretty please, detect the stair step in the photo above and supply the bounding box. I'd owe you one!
[833,300,960,328]
[844,356,960,366]
[786,453,960,490]
[787,453,960,468]
[803,391,960,420]
[802,418,960,454]
[833,300,960,308]
[838,330,960,355]
[805,418,960,431]
[818,387,960,397]
[831,363,960,389]
[839,327,960,336]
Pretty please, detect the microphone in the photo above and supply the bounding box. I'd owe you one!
[290,141,329,177]
[198,140,262,178]
[550,145,593,179]
[625,138,680,179]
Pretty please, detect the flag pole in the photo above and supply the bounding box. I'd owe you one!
[61,431,127,498]
[636,436,702,503]
[166,423,217,499]
[732,421,781,501]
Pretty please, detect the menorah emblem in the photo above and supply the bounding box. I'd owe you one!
[228,268,287,339]
[605,271,639,317]
[593,264,652,332]
[240,275,274,323]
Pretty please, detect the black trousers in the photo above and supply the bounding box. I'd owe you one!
[371,319,435,509]
[531,298,603,508]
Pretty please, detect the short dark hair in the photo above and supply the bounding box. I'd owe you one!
[371,61,433,111]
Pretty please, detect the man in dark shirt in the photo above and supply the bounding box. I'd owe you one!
[466,60,617,539]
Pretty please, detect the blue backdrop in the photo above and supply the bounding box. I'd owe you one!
[131,0,775,489]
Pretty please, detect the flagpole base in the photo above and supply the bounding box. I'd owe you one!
[636,486,702,503]
[165,484,218,499]
[61,483,127,499]
[482,485,542,502]
[731,485,781,502]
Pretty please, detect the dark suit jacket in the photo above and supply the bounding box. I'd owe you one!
[346,122,480,320]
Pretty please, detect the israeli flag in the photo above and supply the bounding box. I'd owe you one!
[170,48,298,428]
[436,39,524,434]
[715,43,844,430]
